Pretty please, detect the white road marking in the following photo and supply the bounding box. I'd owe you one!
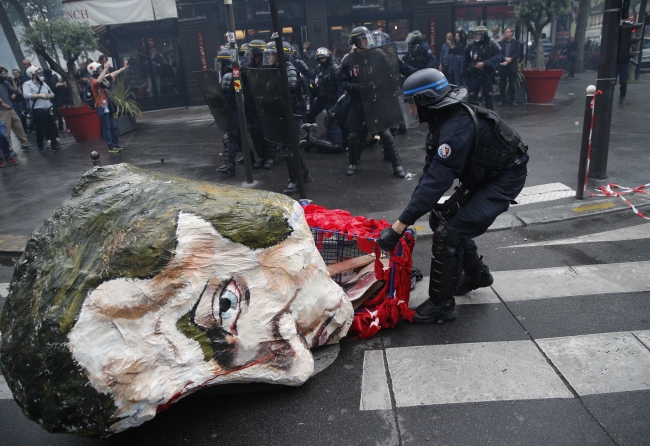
[0,374,11,400]
[491,261,650,302]
[437,182,574,206]
[538,332,650,396]
[505,222,650,248]
[633,330,650,351]
[0,283,8,298]
[360,350,392,410]
[359,341,572,410]
[409,276,500,309]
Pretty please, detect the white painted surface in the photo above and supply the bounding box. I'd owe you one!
[505,222,650,248]
[381,341,572,408]
[0,374,11,400]
[0,283,8,299]
[409,276,500,309]
[360,350,392,410]
[633,330,650,350]
[538,332,650,395]
[491,261,650,302]
[512,182,575,205]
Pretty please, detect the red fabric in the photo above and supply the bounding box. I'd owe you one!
[303,204,416,339]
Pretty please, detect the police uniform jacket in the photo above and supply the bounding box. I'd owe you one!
[339,53,362,101]
[462,40,502,77]
[398,105,523,226]
[220,70,237,110]
[404,42,438,70]
[313,60,342,103]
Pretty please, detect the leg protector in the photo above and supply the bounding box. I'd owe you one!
[379,130,405,178]
[484,91,494,111]
[283,146,297,183]
[453,251,493,296]
[413,220,460,324]
[216,132,237,175]
[347,132,361,175]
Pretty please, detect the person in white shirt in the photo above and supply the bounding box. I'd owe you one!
[22,66,61,152]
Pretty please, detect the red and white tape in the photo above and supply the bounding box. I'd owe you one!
[583,90,650,220]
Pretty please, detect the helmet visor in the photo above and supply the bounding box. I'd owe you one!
[263,50,277,66]
[354,31,375,50]
[399,96,419,129]
[373,34,387,47]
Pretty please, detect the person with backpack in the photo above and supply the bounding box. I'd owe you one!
[377,68,528,325]
[22,66,61,152]
[87,60,129,153]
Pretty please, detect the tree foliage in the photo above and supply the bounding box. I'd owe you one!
[2,0,61,26]
[21,18,97,107]
[512,0,572,70]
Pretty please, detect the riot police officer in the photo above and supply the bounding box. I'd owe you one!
[285,41,314,112]
[215,49,239,176]
[263,42,310,194]
[403,30,438,71]
[339,26,405,178]
[241,39,275,169]
[463,25,501,110]
[305,47,344,151]
[377,69,528,324]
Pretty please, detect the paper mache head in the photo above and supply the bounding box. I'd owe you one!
[0,164,353,437]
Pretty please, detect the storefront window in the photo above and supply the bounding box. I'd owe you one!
[486,5,514,39]
[117,37,184,101]
[234,0,304,21]
[454,7,482,33]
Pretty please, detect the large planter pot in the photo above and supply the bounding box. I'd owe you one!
[522,69,564,104]
[115,115,137,135]
[58,105,102,142]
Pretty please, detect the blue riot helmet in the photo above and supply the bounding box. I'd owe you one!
[315,47,332,64]
[401,68,467,124]
[239,43,249,58]
[282,41,295,56]
[349,26,374,50]
[216,49,233,74]
[371,30,387,46]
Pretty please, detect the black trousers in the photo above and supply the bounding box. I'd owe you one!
[32,109,58,148]
[499,68,517,104]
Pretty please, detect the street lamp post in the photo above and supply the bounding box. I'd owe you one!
[224,0,254,184]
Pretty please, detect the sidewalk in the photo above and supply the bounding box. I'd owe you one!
[1,69,649,255]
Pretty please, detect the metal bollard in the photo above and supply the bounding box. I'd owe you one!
[576,85,597,199]
[90,151,101,167]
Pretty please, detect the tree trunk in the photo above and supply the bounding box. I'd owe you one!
[0,1,25,67]
[575,0,591,72]
[35,49,84,108]
[5,0,49,68]
[536,36,546,71]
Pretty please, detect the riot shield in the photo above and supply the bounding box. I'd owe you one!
[352,43,404,133]
[246,68,292,145]
[193,70,238,133]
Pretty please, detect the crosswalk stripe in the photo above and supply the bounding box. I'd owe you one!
[409,276,500,309]
[437,182,575,206]
[361,330,650,410]
[491,261,650,302]
[505,222,650,248]
[359,351,392,410]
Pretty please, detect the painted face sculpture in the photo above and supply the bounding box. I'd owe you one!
[0,164,352,436]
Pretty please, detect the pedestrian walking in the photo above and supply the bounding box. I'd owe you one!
[22,66,61,152]
[378,68,528,324]
[0,66,33,152]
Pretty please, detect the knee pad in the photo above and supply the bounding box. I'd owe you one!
[432,220,460,258]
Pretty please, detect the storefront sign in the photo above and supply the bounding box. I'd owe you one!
[62,0,177,27]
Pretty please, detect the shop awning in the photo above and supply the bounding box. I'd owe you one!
[63,0,177,27]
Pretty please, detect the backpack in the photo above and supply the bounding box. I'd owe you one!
[83,83,95,109]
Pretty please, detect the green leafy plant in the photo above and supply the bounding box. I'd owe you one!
[511,0,572,70]
[110,78,142,118]
[516,61,526,86]
[21,18,98,108]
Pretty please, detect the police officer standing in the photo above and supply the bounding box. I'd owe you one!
[463,25,501,110]
[240,39,275,169]
[263,42,310,194]
[403,30,438,71]
[339,26,405,178]
[215,49,240,176]
[377,68,528,324]
[305,47,344,151]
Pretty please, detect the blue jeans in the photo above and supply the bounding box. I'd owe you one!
[97,107,120,149]
[452,55,467,87]
[0,119,10,159]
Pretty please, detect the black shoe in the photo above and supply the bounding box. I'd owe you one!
[253,158,265,169]
[346,164,357,176]
[21,145,34,152]
[216,165,236,176]
[453,267,494,296]
[237,156,245,164]
[264,158,274,169]
[283,182,298,194]
[393,165,406,178]
[412,299,457,324]
[620,98,626,105]
[303,170,311,182]
[511,102,518,107]
[497,100,504,106]
[51,143,65,151]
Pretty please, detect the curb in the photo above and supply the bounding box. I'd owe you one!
[409,195,650,240]
[1,196,649,256]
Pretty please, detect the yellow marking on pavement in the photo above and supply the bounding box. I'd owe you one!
[413,226,425,232]
[573,202,616,212]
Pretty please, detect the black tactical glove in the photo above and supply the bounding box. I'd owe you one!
[377,227,402,251]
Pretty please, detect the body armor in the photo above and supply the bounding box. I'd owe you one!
[219,71,236,110]
[463,39,501,76]
[313,60,341,104]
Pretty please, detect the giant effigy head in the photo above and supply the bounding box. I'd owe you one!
[0,164,353,437]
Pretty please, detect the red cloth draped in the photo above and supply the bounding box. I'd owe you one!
[303,204,415,339]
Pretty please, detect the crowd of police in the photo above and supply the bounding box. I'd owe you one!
[204,24,530,326]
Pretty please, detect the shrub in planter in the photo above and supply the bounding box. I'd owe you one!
[111,78,142,135]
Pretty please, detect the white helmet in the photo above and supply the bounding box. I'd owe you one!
[26,66,40,78]
[87,62,101,75]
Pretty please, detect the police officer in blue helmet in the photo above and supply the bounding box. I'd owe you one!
[377,68,529,324]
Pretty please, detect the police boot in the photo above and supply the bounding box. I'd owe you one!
[484,92,494,111]
[250,125,268,168]
[347,133,361,176]
[380,131,406,178]
[454,252,494,296]
[217,133,237,176]
[413,221,460,324]
[283,150,299,194]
